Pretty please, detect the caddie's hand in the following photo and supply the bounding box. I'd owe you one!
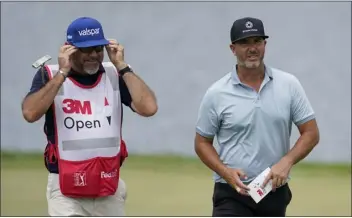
[105,39,127,70]
[58,45,77,75]
[261,157,293,192]
[223,168,250,196]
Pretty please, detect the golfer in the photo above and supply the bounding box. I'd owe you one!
[194,17,320,216]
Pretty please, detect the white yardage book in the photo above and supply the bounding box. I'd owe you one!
[247,167,290,203]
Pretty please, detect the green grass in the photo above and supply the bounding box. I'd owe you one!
[1,151,351,216]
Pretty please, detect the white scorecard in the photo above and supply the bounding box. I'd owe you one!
[247,167,290,203]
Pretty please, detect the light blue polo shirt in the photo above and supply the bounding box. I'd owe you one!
[196,65,315,183]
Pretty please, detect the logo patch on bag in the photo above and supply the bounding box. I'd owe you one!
[74,172,87,186]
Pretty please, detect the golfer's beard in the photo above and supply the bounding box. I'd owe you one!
[238,58,261,69]
[84,66,99,75]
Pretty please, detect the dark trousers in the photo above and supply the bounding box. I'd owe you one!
[212,182,292,217]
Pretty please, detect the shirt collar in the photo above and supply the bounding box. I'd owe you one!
[231,64,273,85]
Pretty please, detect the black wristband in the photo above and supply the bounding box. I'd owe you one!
[118,66,133,76]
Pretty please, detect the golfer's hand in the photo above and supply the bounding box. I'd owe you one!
[58,45,77,75]
[223,168,250,196]
[262,158,293,192]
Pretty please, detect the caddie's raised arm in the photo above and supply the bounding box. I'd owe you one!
[105,39,158,117]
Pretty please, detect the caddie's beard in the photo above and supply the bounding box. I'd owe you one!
[83,65,99,75]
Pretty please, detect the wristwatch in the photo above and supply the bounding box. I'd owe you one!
[118,65,134,76]
[58,70,68,81]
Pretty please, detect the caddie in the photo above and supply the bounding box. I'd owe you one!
[22,16,158,216]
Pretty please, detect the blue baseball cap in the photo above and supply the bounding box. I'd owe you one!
[66,17,109,48]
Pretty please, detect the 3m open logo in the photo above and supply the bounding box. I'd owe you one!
[62,98,101,131]
[257,189,264,197]
[78,28,100,36]
[74,172,87,187]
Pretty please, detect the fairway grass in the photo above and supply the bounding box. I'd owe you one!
[1,152,351,216]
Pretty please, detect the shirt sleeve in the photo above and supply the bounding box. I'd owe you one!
[290,76,315,126]
[119,75,133,110]
[195,88,220,138]
[27,67,49,96]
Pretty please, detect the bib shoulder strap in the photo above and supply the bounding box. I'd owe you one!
[45,64,63,96]
[45,64,59,79]
[102,62,119,91]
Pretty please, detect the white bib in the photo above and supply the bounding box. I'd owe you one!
[45,62,122,161]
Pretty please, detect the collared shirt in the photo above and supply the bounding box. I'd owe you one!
[196,65,315,183]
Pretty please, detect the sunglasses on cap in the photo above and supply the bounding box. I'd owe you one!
[79,45,104,53]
